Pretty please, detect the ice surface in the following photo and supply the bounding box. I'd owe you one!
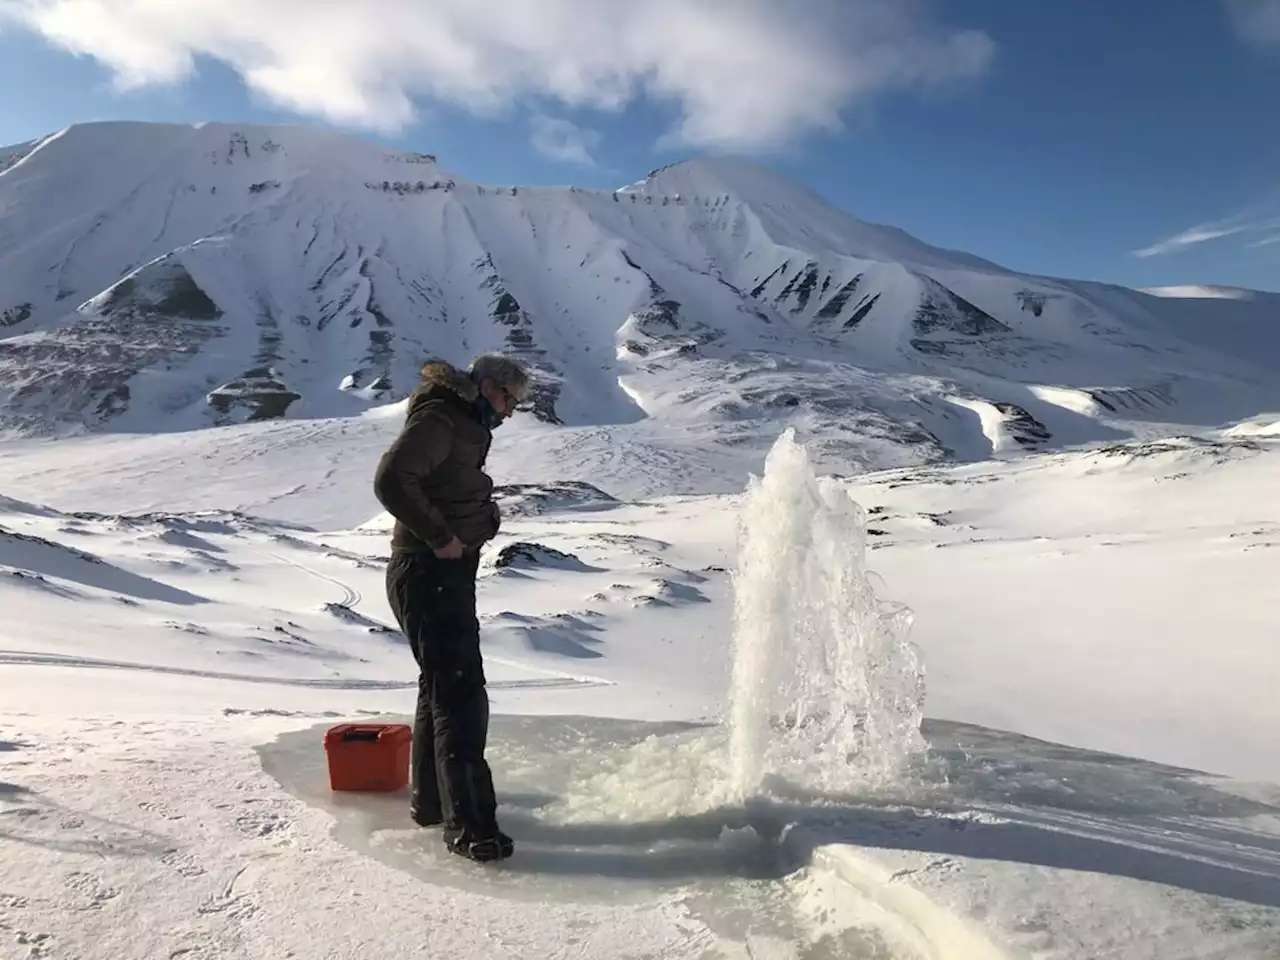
[726,430,926,800]
[257,712,1280,959]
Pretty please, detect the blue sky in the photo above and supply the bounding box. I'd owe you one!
[1,0,1278,292]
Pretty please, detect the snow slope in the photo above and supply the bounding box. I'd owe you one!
[1,421,1278,959]
[2,120,1278,485]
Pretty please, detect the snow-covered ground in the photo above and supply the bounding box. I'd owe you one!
[2,414,1278,959]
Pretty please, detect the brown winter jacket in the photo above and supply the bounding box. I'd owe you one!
[373,362,500,554]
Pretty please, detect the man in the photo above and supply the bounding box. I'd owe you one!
[373,352,530,862]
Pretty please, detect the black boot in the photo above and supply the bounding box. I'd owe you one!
[444,825,514,862]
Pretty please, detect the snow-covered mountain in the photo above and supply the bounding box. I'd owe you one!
[1,120,1276,477]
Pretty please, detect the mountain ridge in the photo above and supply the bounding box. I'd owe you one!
[1,120,1276,481]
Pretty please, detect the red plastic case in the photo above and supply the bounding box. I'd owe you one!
[323,723,412,792]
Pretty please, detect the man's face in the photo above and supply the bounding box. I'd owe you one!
[480,378,520,419]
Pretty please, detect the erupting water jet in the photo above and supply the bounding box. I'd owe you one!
[725,429,927,799]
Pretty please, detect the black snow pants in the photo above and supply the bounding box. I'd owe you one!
[384,550,499,837]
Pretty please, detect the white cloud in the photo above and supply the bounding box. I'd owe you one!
[528,114,599,166]
[1226,0,1280,44]
[0,0,994,151]
[1132,224,1252,258]
[1132,192,1280,259]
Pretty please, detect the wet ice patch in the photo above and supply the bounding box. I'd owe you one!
[258,715,763,902]
[259,713,1280,959]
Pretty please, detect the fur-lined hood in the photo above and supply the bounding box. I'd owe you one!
[416,360,478,403]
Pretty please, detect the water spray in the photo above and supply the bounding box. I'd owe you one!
[725,429,927,800]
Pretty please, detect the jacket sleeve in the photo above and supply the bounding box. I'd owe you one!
[373,407,456,550]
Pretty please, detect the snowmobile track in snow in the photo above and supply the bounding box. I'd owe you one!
[254,545,363,608]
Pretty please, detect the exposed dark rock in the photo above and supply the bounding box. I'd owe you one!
[789,265,821,311]
[0,139,39,174]
[1087,384,1173,414]
[325,602,395,633]
[1015,289,1062,317]
[491,542,600,572]
[207,367,301,423]
[775,261,819,309]
[492,291,521,319]
[843,293,881,330]
[226,132,250,162]
[492,482,618,518]
[913,278,1009,338]
[0,303,32,328]
[815,275,862,320]
[520,374,564,425]
[627,293,722,357]
[151,270,222,321]
[992,402,1051,447]
[394,152,436,164]
[910,339,949,355]
[0,259,227,432]
[95,384,130,419]
[1091,436,1261,466]
[364,179,450,194]
[750,260,789,299]
[633,299,682,331]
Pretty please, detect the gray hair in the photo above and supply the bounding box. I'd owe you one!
[468,352,531,401]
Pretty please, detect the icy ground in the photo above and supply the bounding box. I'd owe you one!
[1,420,1279,959]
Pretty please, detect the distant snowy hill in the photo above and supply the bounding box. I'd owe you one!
[1,120,1277,476]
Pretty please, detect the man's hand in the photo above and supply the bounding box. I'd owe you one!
[433,535,466,559]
